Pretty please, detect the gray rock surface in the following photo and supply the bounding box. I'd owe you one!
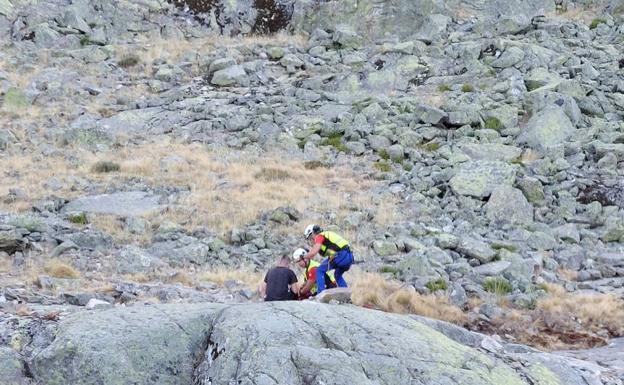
[61,192,162,217]
[21,302,617,385]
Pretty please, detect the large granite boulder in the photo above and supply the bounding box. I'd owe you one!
[24,302,612,385]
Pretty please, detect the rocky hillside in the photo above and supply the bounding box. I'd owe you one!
[1,0,624,383]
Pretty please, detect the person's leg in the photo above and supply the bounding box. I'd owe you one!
[316,258,330,294]
[332,249,352,287]
[334,265,348,287]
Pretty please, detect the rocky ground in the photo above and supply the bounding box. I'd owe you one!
[1,0,624,384]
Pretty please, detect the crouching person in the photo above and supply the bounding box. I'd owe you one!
[291,248,336,300]
[259,255,300,301]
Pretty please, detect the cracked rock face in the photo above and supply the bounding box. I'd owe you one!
[23,302,614,385]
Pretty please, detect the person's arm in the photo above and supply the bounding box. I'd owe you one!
[291,281,301,295]
[304,243,321,262]
[288,270,300,296]
[299,280,314,296]
[259,282,267,299]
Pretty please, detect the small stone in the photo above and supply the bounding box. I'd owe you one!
[86,298,112,310]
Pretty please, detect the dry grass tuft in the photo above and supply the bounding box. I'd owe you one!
[350,270,467,325]
[0,254,11,273]
[166,271,194,287]
[198,267,263,289]
[44,259,80,279]
[486,284,624,350]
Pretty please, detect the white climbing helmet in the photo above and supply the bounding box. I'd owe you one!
[304,224,319,239]
[292,248,307,262]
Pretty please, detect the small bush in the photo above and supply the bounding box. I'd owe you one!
[483,116,503,131]
[425,278,448,292]
[44,260,80,279]
[461,84,475,92]
[79,35,91,46]
[303,160,326,170]
[373,161,391,172]
[419,142,440,152]
[378,149,390,160]
[320,134,347,153]
[589,18,606,29]
[118,54,140,68]
[437,84,451,92]
[167,272,194,287]
[379,265,399,275]
[67,212,88,225]
[483,277,512,295]
[254,167,292,181]
[92,160,120,173]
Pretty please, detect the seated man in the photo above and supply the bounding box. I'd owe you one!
[259,255,300,301]
[292,248,336,299]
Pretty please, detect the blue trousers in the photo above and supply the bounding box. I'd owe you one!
[316,248,353,294]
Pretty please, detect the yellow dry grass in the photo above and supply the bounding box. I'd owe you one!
[545,4,602,24]
[0,253,11,273]
[0,141,388,235]
[350,270,467,325]
[537,284,624,336]
[487,284,624,350]
[198,267,263,289]
[44,259,80,279]
[89,214,152,245]
[166,271,194,287]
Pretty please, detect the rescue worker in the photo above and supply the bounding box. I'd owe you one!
[291,248,336,299]
[259,255,300,301]
[301,224,354,294]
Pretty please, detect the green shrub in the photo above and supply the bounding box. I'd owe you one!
[79,35,91,46]
[483,277,512,295]
[589,18,606,29]
[92,161,120,173]
[373,161,392,172]
[419,142,440,152]
[67,212,88,225]
[320,134,347,152]
[378,149,390,160]
[483,116,503,131]
[437,84,451,92]
[425,278,448,292]
[379,265,399,275]
[461,84,475,93]
[118,54,140,68]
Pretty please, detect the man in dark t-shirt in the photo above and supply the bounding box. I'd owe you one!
[260,256,300,301]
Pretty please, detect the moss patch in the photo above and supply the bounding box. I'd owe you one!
[483,116,503,131]
[589,18,606,29]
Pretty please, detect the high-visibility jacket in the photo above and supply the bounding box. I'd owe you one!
[318,231,349,258]
[305,259,335,295]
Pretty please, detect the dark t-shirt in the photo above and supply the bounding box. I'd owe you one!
[264,266,297,301]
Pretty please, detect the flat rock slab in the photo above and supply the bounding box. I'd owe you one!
[61,191,162,217]
[559,337,624,378]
